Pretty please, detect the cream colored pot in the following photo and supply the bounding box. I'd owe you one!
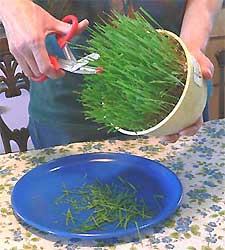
[118,30,207,137]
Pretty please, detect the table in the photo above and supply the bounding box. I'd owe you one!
[1,119,225,250]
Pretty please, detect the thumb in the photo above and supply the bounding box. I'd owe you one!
[196,53,214,80]
[51,18,89,36]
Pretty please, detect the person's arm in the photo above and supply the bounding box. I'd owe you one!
[162,0,223,143]
[180,0,223,79]
[0,0,88,79]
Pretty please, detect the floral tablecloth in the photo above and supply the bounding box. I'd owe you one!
[1,119,225,250]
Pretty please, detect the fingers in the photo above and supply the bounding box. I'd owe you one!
[201,58,214,80]
[196,53,214,80]
[3,2,69,80]
[77,19,89,34]
[161,116,203,143]
[30,18,89,80]
[24,53,41,77]
[179,116,203,136]
[12,40,63,80]
[53,18,89,36]
[161,134,180,143]
[8,14,89,80]
[190,49,214,80]
[31,40,64,79]
[18,50,41,77]
[12,52,34,78]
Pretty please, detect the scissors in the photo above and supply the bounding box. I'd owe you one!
[31,15,102,83]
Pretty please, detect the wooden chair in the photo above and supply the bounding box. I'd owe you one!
[0,31,30,153]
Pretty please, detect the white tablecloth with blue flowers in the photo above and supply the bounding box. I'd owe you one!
[1,119,225,250]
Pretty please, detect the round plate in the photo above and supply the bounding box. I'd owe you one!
[11,153,182,239]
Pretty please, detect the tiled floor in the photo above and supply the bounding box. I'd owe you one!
[0,89,34,154]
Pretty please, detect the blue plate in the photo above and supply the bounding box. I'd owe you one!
[11,153,182,239]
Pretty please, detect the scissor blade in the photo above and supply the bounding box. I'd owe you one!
[63,44,77,62]
[74,66,103,74]
[58,58,88,73]
[58,53,100,73]
[77,53,100,62]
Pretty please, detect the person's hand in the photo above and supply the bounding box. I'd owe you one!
[161,49,214,143]
[0,0,89,79]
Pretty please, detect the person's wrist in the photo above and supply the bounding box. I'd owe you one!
[180,32,208,55]
[181,40,206,63]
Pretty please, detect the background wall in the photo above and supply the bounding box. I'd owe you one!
[206,6,225,119]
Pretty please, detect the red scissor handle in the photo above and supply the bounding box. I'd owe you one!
[31,56,61,82]
[56,15,78,48]
[31,15,79,83]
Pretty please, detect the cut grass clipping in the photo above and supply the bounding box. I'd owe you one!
[55,177,164,236]
[79,9,187,132]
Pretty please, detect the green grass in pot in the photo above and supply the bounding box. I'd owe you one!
[79,9,187,132]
